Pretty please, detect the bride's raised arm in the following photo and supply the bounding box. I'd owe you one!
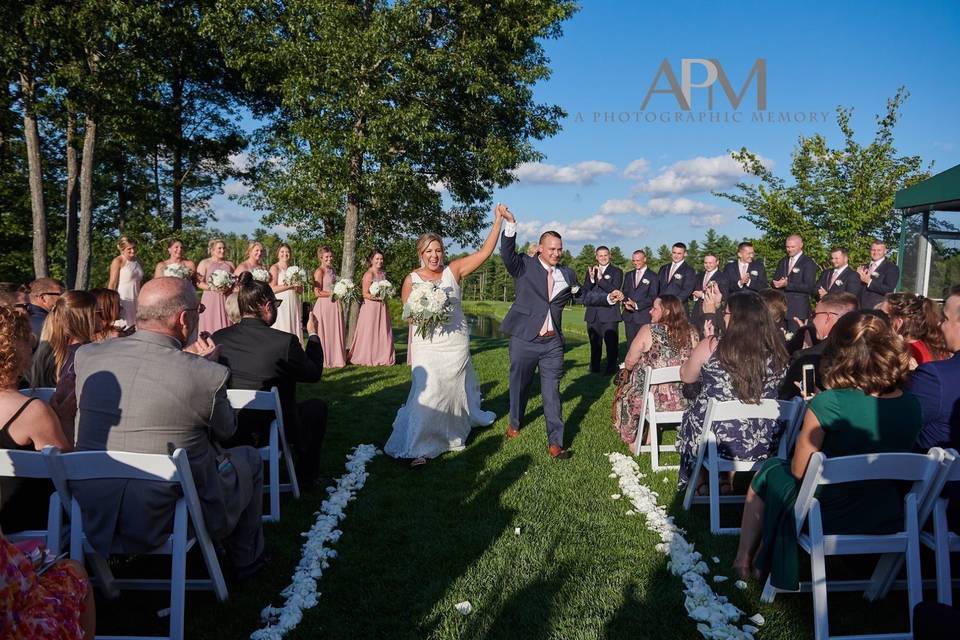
[400,273,415,305]
[449,204,506,281]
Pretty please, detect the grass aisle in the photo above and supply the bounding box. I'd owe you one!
[99,315,911,639]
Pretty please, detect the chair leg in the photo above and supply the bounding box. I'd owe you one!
[809,505,830,640]
[170,500,188,640]
[682,437,707,511]
[650,413,661,472]
[933,502,953,606]
[708,452,720,535]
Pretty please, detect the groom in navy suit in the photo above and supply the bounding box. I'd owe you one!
[498,206,621,459]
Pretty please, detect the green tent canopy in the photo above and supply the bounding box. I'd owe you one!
[895,163,960,214]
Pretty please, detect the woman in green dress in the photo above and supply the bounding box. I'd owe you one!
[733,310,922,589]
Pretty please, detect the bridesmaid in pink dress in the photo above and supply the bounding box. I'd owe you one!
[196,239,235,335]
[312,246,347,368]
[348,251,396,366]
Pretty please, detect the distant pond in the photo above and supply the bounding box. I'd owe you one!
[466,314,508,339]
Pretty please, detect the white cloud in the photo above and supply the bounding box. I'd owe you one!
[222,181,251,197]
[216,209,253,223]
[598,199,649,215]
[428,180,447,193]
[689,214,726,227]
[228,152,250,172]
[633,153,772,195]
[512,160,616,186]
[646,197,724,217]
[517,214,647,243]
[622,158,650,179]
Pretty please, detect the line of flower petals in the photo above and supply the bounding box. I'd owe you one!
[607,453,759,640]
[251,443,380,640]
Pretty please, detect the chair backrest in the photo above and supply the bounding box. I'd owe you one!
[792,448,946,534]
[226,387,283,429]
[703,398,784,425]
[0,448,50,479]
[647,365,681,387]
[19,387,55,403]
[775,397,807,459]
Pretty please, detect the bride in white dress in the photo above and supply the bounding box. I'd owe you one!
[385,206,507,466]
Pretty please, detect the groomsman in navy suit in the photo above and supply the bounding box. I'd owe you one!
[722,241,767,293]
[621,250,659,347]
[690,253,730,334]
[771,234,818,331]
[582,246,624,374]
[816,247,863,300]
[657,243,696,314]
[857,240,900,309]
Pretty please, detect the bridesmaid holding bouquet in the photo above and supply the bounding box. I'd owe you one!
[234,241,268,280]
[107,236,143,329]
[312,246,347,368]
[196,239,236,335]
[269,243,305,338]
[348,250,396,366]
[153,238,196,281]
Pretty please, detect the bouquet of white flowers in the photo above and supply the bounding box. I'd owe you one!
[284,265,308,288]
[331,278,358,305]
[369,280,395,301]
[163,263,192,279]
[250,267,271,283]
[402,281,451,340]
[208,269,236,293]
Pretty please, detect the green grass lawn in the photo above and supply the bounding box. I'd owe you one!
[92,316,920,639]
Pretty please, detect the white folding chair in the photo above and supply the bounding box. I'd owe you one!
[759,448,945,640]
[19,387,56,403]
[632,365,682,471]
[920,448,960,605]
[775,396,807,460]
[0,449,61,552]
[226,387,300,523]
[44,446,228,640]
[682,398,803,534]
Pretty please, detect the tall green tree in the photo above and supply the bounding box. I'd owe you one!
[206,0,577,294]
[715,88,931,268]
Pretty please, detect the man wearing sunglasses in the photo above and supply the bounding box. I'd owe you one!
[26,277,65,340]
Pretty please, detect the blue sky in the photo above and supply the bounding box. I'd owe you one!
[211,0,960,253]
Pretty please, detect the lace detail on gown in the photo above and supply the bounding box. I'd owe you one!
[385,267,495,459]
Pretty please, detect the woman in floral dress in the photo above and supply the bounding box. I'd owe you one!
[612,295,698,446]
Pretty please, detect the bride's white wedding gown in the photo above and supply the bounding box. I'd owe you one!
[385,266,496,459]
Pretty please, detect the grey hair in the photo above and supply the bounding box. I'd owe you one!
[136,283,195,326]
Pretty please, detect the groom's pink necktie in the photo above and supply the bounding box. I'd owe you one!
[539,266,555,335]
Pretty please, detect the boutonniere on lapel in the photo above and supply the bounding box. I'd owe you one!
[570,285,580,294]
[791,267,800,274]
[603,274,610,280]
[835,279,843,286]
[674,273,683,280]
[750,270,758,276]
[641,278,650,285]
[870,272,878,278]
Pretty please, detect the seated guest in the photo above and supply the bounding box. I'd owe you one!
[45,291,98,443]
[90,288,127,341]
[908,285,960,528]
[0,305,73,534]
[224,292,241,326]
[759,288,788,337]
[880,292,950,366]
[25,277,64,341]
[213,272,327,485]
[778,293,858,400]
[73,277,267,578]
[0,283,30,315]
[734,311,921,588]
[0,528,96,639]
[678,290,788,492]
[613,296,699,447]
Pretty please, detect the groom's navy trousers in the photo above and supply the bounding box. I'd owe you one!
[508,334,565,447]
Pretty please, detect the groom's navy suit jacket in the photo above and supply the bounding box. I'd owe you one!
[499,232,611,342]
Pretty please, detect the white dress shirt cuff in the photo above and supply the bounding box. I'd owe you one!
[503,221,517,237]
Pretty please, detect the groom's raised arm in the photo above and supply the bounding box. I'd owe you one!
[500,221,525,277]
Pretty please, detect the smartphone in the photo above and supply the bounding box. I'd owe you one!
[801,364,816,398]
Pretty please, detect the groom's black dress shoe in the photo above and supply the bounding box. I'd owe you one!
[505,425,521,439]
[548,445,572,460]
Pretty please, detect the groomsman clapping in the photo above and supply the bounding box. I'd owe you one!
[582,246,623,374]
[816,247,863,299]
[722,241,767,293]
[771,234,818,331]
[656,243,696,314]
[857,239,900,309]
[621,250,659,346]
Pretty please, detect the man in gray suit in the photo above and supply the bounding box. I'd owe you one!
[73,277,266,577]
[499,206,623,459]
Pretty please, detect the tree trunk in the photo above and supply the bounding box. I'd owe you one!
[65,111,80,288]
[76,114,97,289]
[171,73,184,231]
[116,148,126,231]
[19,70,47,278]
[154,147,163,218]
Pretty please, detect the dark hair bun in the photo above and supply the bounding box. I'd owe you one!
[237,271,254,287]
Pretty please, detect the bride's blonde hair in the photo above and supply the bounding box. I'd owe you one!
[416,233,444,267]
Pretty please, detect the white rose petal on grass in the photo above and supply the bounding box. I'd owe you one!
[454,601,473,616]
[743,625,759,634]
[514,527,521,536]
[625,510,635,516]
[734,580,747,590]
[712,556,720,564]
[748,614,765,626]
[713,576,728,583]
[611,494,621,500]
